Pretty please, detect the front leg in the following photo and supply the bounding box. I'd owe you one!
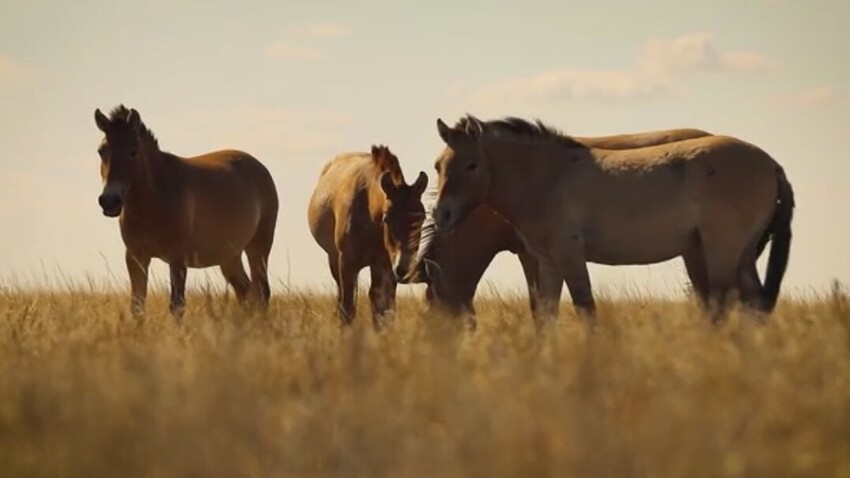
[126,250,151,316]
[369,263,397,331]
[563,254,596,326]
[169,260,188,320]
[517,251,540,317]
[533,258,565,329]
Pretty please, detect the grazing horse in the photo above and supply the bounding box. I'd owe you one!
[406,127,714,317]
[430,116,794,325]
[307,145,428,327]
[94,105,279,317]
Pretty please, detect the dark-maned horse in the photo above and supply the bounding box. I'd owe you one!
[430,116,794,325]
[407,127,714,317]
[94,105,279,318]
[307,145,428,328]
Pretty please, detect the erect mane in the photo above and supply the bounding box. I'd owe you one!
[106,104,160,151]
[456,115,585,148]
[407,187,440,279]
[371,144,405,183]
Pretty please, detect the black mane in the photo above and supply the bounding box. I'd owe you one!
[105,104,160,150]
[456,115,585,148]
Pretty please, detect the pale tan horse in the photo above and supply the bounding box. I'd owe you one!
[94,105,279,318]
[431,116,794,324]
[407,127,714,317]
[308,145,428,327]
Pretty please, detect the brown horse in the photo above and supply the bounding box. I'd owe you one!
[407,127,714,317]
[94,105,279,318]
[431,116,794,325]
[307,145,428,327]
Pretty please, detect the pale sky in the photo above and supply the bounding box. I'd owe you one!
[1,0,847,297]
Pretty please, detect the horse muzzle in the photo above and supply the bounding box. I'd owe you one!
[433,201,462,232]
[394,264,412,284]
[98,193,123,217]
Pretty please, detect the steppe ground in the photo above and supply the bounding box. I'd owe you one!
[0,282,847,478]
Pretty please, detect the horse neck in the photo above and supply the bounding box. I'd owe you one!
[126,149,177,212]
[481,138,555,225]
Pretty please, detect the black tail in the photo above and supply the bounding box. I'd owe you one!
[760,166,795,311]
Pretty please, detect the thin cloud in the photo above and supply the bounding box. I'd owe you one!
[638,32,778,74]
[465,32,777,107]
[0,54,35,84]
[775,86,845,109]
[469,69,666,106]
[265,41,326,62]
[264,22,349,62]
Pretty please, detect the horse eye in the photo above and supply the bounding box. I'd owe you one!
[130,150,139,158]
[467,162,478,171]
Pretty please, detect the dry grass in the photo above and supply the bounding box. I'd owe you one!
[0,284,847,478]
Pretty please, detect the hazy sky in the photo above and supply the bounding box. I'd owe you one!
[1,0,847,297]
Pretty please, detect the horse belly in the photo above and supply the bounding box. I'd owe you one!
[183,195,262,267]
[585,201,695,265]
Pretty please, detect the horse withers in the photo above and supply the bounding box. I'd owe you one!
[430,116,794,325]
[406,127,715,318]
[307,145,428,328]
[94,105,279,318]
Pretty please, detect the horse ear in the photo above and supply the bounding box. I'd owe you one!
[379,171,396,196]
[94,109,110,132]
[467,116,483,141]
[127,108,141,131]
[412,171,428,195]
[437,118,453,145]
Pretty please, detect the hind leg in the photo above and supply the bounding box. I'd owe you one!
[245,247,271,310]
[737,242,767,313]
[245,208,277,310]
[220,255,251,304]
[246,252,270,309]
[682,236,710,306]
[700,233,748,321]
[337,253,359,325]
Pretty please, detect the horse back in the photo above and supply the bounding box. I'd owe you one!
[578,128,712,150]
[307,153,383,255]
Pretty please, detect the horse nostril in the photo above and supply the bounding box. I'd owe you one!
[98,194,109,208]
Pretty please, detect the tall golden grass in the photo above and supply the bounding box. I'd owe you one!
[0,284,846,477]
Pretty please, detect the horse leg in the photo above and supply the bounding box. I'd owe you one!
[125,249,150,316]
[168,261,188,320]
[737,240,767,313]
[245,210,276,311]
[700,236,745,322]
[245,247,271,310]
[327,252,341,287]
[337,253,358,325]
[682,236,710,307]
[219,255,251,305]
[517,252,540,317]
[562,255,596,327]
[369,263,397,330]
[532,258,564,329]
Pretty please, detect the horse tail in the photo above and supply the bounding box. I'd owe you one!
[761,165,795,311]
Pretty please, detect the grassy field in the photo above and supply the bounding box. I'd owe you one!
[0,285,847,478]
